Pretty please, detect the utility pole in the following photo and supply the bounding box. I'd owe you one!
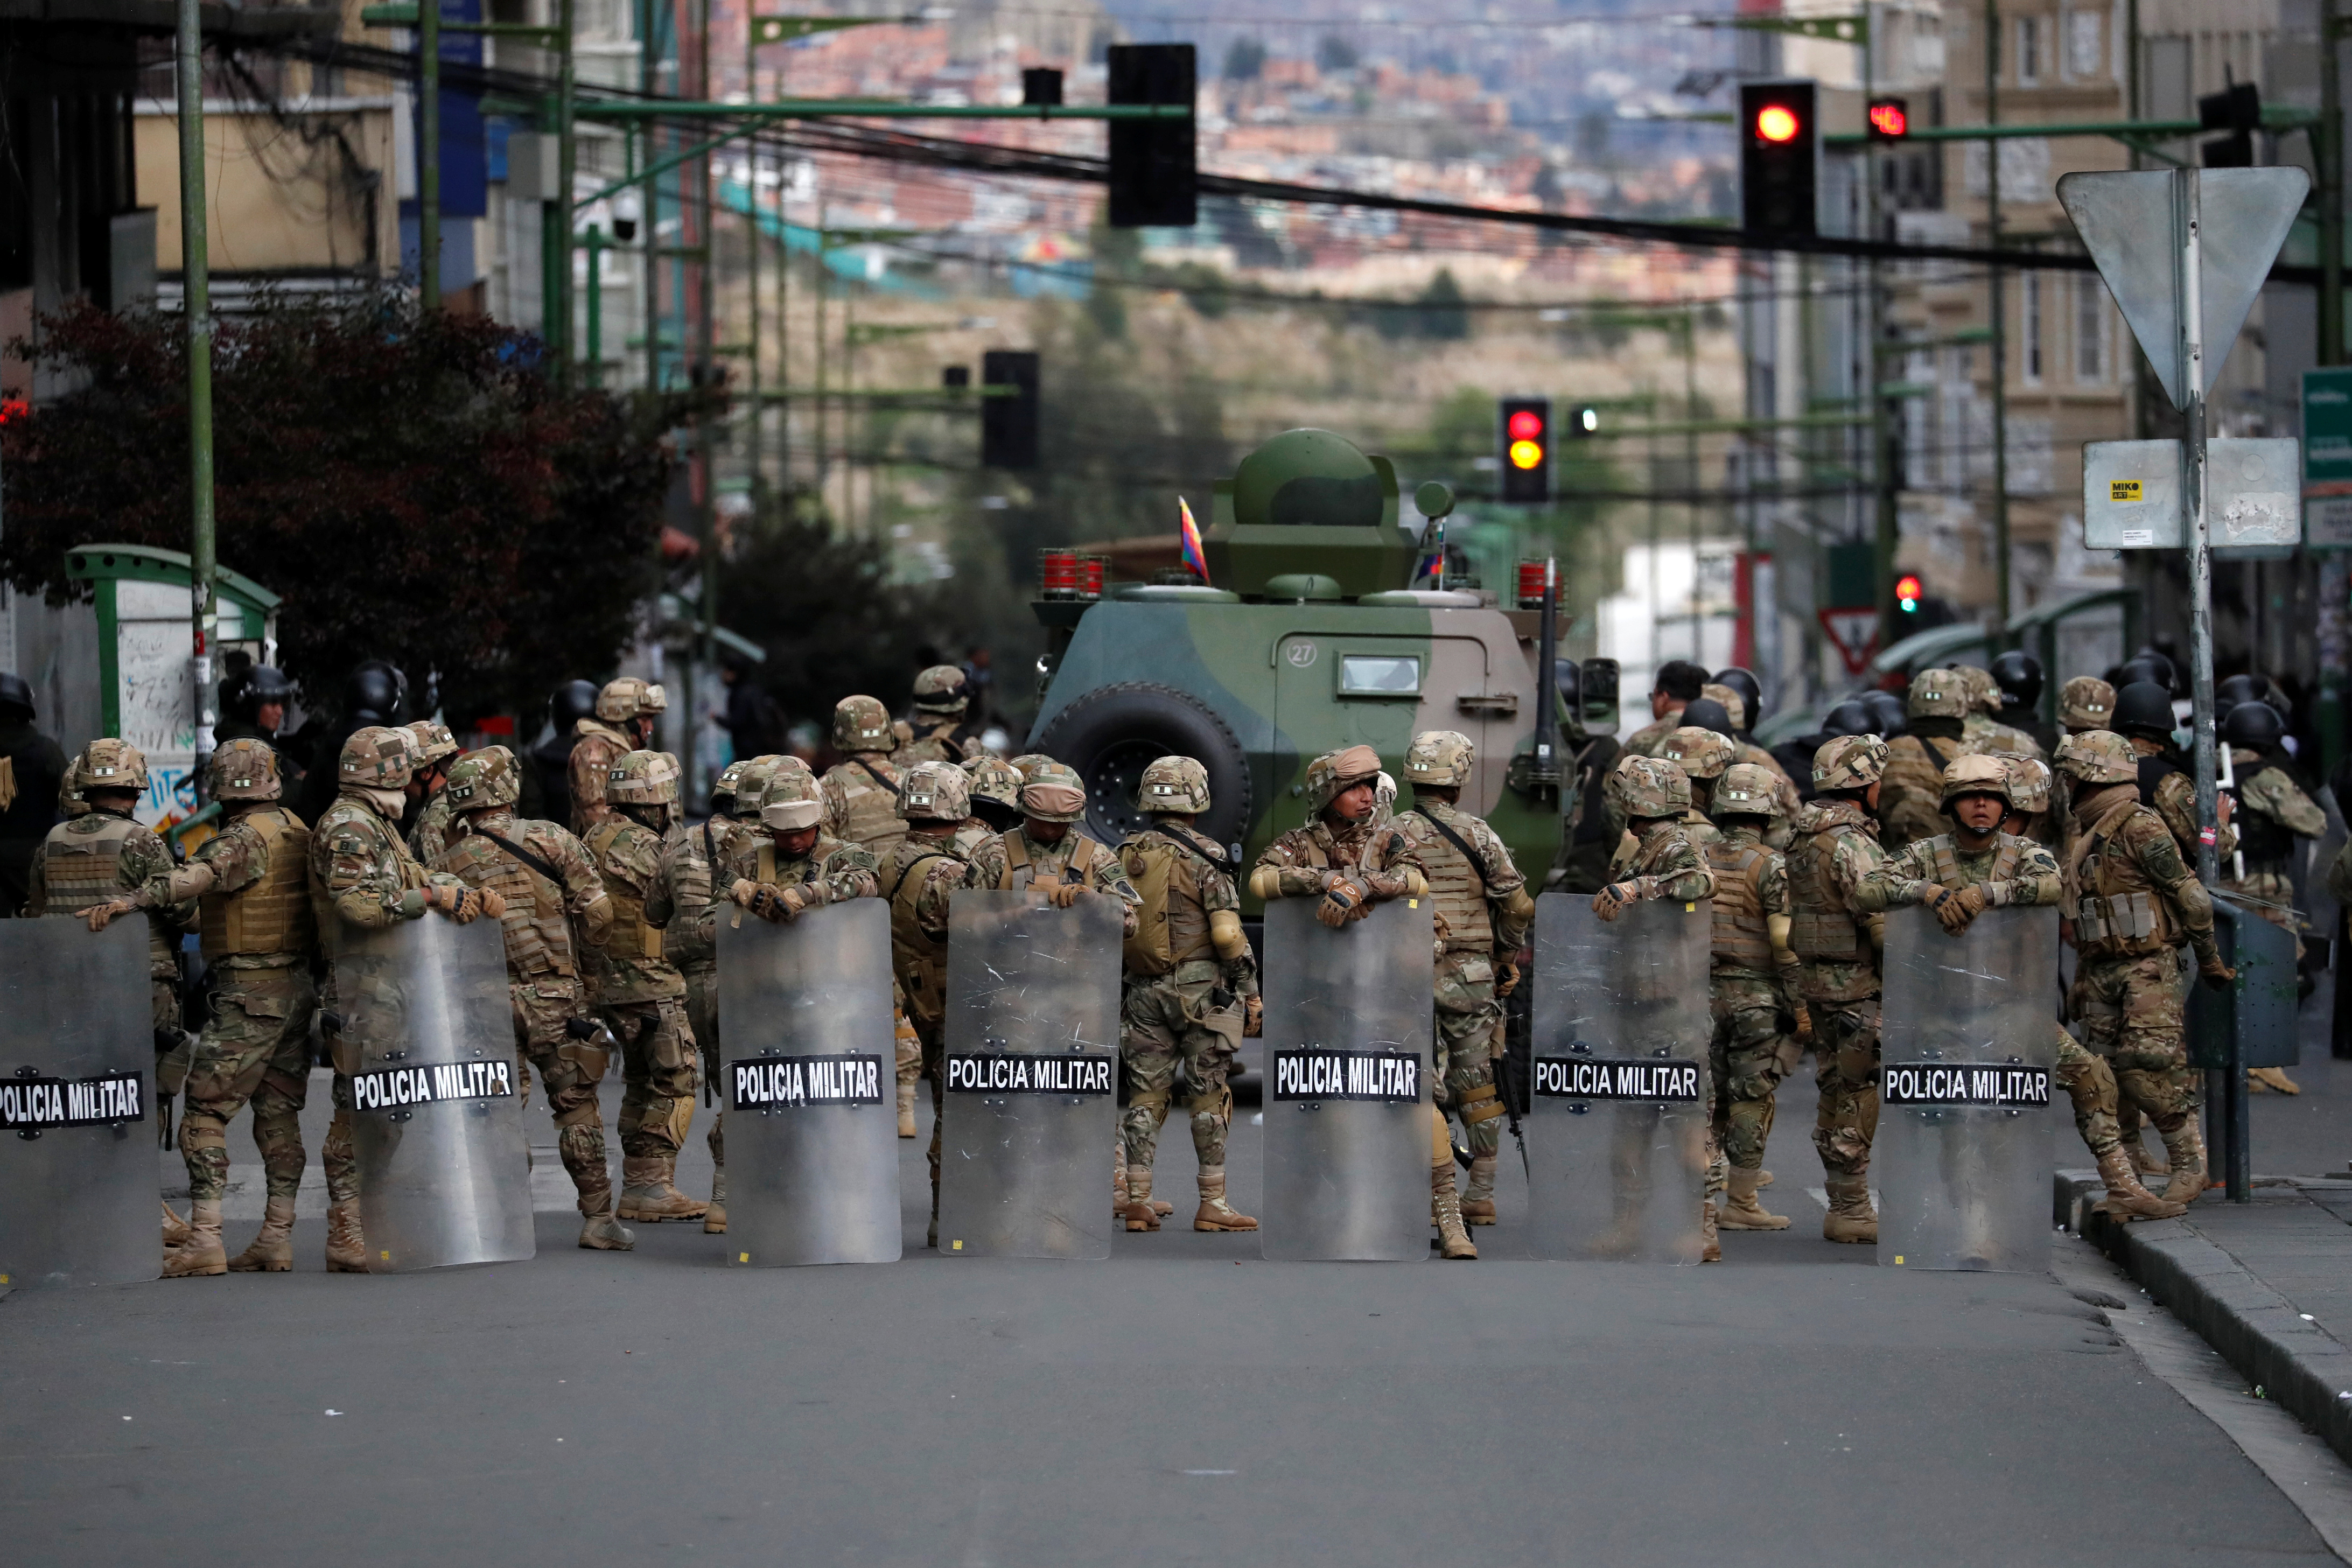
[176,0,217,769]
[1866,0,1899,640]
[1985,0,2012,631]
[420,0,440,307]
[2325,0,2344,368]
[556,0,575,380]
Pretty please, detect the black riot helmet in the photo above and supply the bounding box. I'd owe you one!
[1678,696,1735,743]
[1989,650,2043,714]
[345,660,408,725]
[1820,699,1878,739]
[550,679,600,733]
[1862,689,1908,737]
[0,670,34,720]
[229,665,294,723]
[2112,681,2178,742]
[1711,667,1765,736]
[2221,700,2285,749]
[2118,650,2178,695]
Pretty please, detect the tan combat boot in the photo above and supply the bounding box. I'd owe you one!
[325,1198,369,1272]
[1193,1167,1257,1231]
[1119,1166,1161,1232]
[1821,1175,1877,1244]
[2248,1067,2300,1095]
[703,1167,728,1234]
[1461,1152,1498,1227]
[1700,1198,1721,1262]
[897,1078,918,1138]
[162,1198,194,1249]
[1718,1166,1789,1230]
[617,1155,708,1221]
[163,1198,227,1277]
[1756,1170,1774,1188]
[2091,1149,2187,1221]
[578,1197,635,1251]
[227,1194,297,1272]
[1432,1164,1476,1259]
[2124,1128,2168,1177]
[2159,1122,2209,1205]
[1113,1154,1130,1219]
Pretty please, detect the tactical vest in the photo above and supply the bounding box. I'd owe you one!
[449,820,578,977]
[40,814,173,969]
[1788,820,1864,963]
[1403,806,1493,952]
[987,830,1104,893]
[885,841,955,1035]
[1920,833,2021,893]
[2234,764,2297,870]
[828,758,906,857]
[1120,829,1216,977]
[1704,837,1774,971]
[200,807,316,962]
[2066,796,2173,959]
[587,820,666,961]
[663,819,723,969]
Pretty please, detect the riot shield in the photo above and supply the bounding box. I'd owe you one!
[2189,893,2299,1071]
[0,918,158,1289]
[935,890,1123,1259]
[1526,893,1710,1263]
[1259,896,1434,1263]
[716,899,900,1266]
[1877,904,2059,1272]
[337,914,534,1272]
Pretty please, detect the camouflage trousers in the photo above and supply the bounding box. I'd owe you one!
[1808,995,1881,1178]
[1433,951,1507,1160]
[513,976,615,1213]
[680,958,726,1170]
[1118,969,1242,1173]
[2053,1025,2120,1163]
[1709,975,1786,1177]
[325,1073,360,1206]
[2069,947,2198,1135]
[601,996,701,1159]
[178,964,318,1202]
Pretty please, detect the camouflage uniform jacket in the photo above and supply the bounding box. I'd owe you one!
[1120,823,1259,999]
[584,814,686,1004]
[2230,747,2325,869]
[407,788,457,865]
[699,831,880,954]
[1788,797,1887,1004]
[1965,711,2047,761]
[2064,784,2220,969]
[432,808,608,979]
[1856,831,2061,913]
[1877,727,1969,850]
[1704,822,1789,985]
[1620,713,1682,759]
[311,789,447,937]
[2139,753,2236,863]
[965,827,1140,936]
[1391,797,1530,956]
[567,718,636,834]
[1607,818,1716,905]
[894,719,968,767]
[879,829,969,1038]
[818,754,907,858]
[1734,741,1803,848]
[136,804,312,970]
[661,815,737,970]
[26,808,192,979]
[1252,816,1425,900]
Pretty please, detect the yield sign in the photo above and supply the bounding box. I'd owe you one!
[2056,167,2309,411]
[1818,608,1879,676]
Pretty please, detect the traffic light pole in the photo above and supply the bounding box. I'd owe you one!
[176,0,218,773]
[1984,0,2012,633]
[2326,0,2345,366]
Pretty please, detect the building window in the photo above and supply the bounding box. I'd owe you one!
[2017,15,2043,85]
[2021,272,2044,384]
[2074,275,2107,382]
[2066,8,2103,79]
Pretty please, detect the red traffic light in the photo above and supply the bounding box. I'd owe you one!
[1867,98,1909,141]
[1754,103,1802,144]
[1895,573,1923,608]
[1506,409,1544,440]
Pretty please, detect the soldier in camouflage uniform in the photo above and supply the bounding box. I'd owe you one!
[897,664,976,765]
[2219,701,2325,1094]
[1706,684,1802,847]
[1009,753,1054,781]
[1620,660,1709,760]
[1114,755,1262,1234]
[430,746,633,1250]
[583,750,705,1222]
[702,766,883,1233]
[1856,753,2183,1221]
[879,761,977,1245]
[1877,668,1972,851]
[1704,762,1807,1233]
[965,761,1141,930]
[959,752,1024,847]
[1954,665,2045,760]
[2053,677,2118,873]
[1658,724,1732,850]
[820,696,907,861]
[26,739,192,1038]
[88,741,324,1275]
[569,677,665,836]
[402,720,461,862]
[1787,735,1893,1243]
[1592,754,1720,1257]
[310,725,494,1270]
[2058,730,2235,1205]
[2112,681,2234,863]
[2002,757,2059,850]
[1390,732,1534,1231]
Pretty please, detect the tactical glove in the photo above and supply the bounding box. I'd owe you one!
[1044,879,1084,909]
[1317,878,1366,928]
[1243,995,1263,1038]
[2199,956,2238,991]
[729,878,760,909]
[477,888,508,919]
[1592,881,1637,922]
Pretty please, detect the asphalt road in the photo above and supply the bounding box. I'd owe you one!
[4,1060,2341,1567]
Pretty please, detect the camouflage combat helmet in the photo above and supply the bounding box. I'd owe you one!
[2059,676,2116,733]
[1020,760,1088,824]
[339,725,415,789]
[1010,753,1055,781]
[832,695,894,754]
[712,758,751,807]
[1812,734,1889,793]
[1950,665,2002,716]
[2056,729,2138,785]
[732,754,789,813]
[594,677,667,724]
[962,753,1023,813]
[1700,682,1748,732]
[606,749,681,806]
[2003,756,2053,815]
[1136,754,1210,815]
[443,746,521,812]
[78,737,150,794]
[759,768,824,832]
[1907,667,1969,720]
[1304,744,1383,812]
[1715,762,1780,817]
[1233,428,1386,530]
[897,760,969,823]
[1660,725,1734,781]
[1605,753,1691,821]
[912,664,970,716]
[403,719,459,766]
[1402,730,1474,787]
[1938,752,2013,807]
[57,758,89,818]
[207,738,283,803]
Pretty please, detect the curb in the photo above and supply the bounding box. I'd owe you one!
[2054,1169,2352,1467]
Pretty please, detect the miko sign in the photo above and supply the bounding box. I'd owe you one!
[1818,608,1879,676]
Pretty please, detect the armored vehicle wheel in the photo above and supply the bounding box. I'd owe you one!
[1031,682,1252,854]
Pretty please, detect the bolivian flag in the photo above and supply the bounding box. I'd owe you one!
[1179,496,1209,584]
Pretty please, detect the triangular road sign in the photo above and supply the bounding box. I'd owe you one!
[1818,607,1879,676]
[2057,167,2309,411]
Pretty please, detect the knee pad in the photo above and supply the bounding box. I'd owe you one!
[1458,1082,1506,1124]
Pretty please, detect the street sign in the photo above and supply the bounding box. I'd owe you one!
[2084,437,2299,555]
[2305,367,2352,551]
[1817,607,1879,675]
[2057,168,2310,410]
[2206,438,2301,557]
[2083,440,2183,548]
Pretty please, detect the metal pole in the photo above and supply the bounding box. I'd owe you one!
[176,0,218,769]
[639,0,659,391]
[421,0,440,307]
[585,224,603,385]
[1985,0,2012,629]
[694,0,715,804]
[745,17,762,498]
[2324,0,2344,367]
[776,148,789,507]
[555,0,575,384]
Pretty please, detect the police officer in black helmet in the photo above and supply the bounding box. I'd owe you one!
[0,673,71,915]
[215,664,304,787]
[1990,650,2059,756]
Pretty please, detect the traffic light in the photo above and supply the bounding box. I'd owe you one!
[1866,97,1909,142]
[1895,573,1924,614]
[981,350,1040,469]
[1107,44,1196,228]
[1021,68,1063,107]
[1740,81,1818,238]
[1498,396,1551,505]
[1566,404,1599,438]
[2199,81,2260,168]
